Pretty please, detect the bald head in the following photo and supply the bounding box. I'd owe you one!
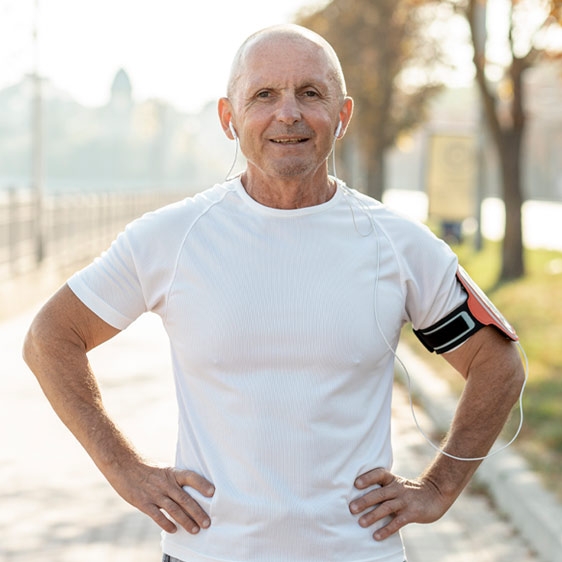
[227,24,347,102]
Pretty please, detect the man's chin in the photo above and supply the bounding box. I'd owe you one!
[245,156,325,181]
[267,159,316,178]
[273,167,312,178]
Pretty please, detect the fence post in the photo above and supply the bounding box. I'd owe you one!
[35,192,44,264]
[8,187,17,275]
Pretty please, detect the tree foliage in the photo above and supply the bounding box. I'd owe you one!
[296,0,445,200]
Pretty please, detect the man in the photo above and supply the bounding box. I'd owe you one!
[23,24,525,562]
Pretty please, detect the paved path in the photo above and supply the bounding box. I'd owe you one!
[1,308,538,561]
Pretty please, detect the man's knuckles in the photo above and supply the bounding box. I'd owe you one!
[173,469,215,496]
[355,467,390,488]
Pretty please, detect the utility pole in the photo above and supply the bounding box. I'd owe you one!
[473,0,487,251]
[31,0,44,263]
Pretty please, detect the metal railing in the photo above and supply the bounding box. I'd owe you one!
[0,188,189,280]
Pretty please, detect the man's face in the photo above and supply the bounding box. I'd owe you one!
[227,37,346,181]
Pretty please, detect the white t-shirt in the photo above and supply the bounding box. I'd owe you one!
[68,178,465,562]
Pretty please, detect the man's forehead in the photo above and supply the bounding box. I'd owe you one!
[238,36,335,88]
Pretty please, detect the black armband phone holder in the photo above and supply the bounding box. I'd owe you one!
[414,266,518,354]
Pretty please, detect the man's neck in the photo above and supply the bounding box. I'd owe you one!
[240,168,336,210]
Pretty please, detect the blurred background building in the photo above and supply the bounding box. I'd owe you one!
[0,67,233,193]
[386,60,562,202]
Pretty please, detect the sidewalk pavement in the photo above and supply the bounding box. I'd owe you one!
[1,306,542,561]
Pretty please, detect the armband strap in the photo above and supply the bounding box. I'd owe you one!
[414,265,518,354]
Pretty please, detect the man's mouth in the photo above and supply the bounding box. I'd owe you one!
[270,138,309,144]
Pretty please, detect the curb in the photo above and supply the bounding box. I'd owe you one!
[395,342,562,562]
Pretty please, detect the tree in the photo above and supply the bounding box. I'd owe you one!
[296,0,445,201]
[459,0,562,281]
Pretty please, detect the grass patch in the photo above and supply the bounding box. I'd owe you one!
[402,237,562,499]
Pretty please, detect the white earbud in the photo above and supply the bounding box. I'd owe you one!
[228,121,237,139]
[335,120,342,138]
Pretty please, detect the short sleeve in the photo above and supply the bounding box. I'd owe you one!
[66,198,191,330]
[67,228,147,330]
[396,220,466,331]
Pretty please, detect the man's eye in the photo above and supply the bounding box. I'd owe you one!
[304,90,318,97]
[257,91,270,98]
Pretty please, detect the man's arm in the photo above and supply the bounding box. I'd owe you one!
[348,326,525,540]
[22,284,214,535]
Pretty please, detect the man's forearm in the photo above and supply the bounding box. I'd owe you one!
[23,327,143,482]
[23,328,215,534]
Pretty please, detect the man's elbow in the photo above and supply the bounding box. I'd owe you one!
[503,342,526,406]
[22,312,64,374]
[22,315,47,373]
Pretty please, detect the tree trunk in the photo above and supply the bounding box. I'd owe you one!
[499,130,525,280]
[365,148,385,201]
[499,52,526,281]
[465,0,526,282]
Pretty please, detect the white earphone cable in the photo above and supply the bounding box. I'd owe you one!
[225,137,240,181]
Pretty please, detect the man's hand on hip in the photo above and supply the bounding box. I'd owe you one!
[113,463,215,535]
[348,467,450,541]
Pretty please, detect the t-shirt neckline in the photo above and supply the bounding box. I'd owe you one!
[232,176,343,217]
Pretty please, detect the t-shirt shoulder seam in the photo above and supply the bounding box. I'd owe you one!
[163,186,234,323]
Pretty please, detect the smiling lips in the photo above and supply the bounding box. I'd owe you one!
[270,137,309,144]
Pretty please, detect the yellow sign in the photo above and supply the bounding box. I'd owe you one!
[426,134,476,221]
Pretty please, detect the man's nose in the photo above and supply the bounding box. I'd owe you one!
[275,93,301,125]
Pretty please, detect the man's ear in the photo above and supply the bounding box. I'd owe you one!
[218,98,236,140]
[337,97,354,138]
